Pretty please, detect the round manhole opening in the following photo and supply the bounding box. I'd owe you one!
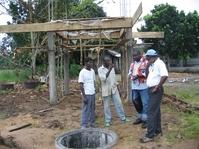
[55,128,118,149]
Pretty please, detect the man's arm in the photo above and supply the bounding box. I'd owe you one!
[79,82,88,104]
[106,65,113,78]
[152,76,168,93]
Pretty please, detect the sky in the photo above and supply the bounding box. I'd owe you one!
[0,0,199,41]
[99,0,199,31]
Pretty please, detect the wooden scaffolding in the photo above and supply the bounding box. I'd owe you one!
[0,3,164,104]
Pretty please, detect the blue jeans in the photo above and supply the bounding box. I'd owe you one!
[81,94,96,127]
[103,90,126,123]
[132,88,149,121]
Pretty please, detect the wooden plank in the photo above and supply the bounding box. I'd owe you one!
[0,18,133,33]
[61,44,116,49]
[8,123,32,132]
[132,32,164,38]
[132,2,142,26]
[37,108,54,113]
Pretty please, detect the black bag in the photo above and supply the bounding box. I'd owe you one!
[132,94,143,113]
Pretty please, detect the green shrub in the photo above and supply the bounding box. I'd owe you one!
[0,69,31,82]
[69,64,82,78]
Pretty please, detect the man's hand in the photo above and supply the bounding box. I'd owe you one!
[152,85,159,93]
[106,64,114,78]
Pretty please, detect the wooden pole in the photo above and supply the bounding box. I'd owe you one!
[120,44,126,98]
[64,51,70,95]
[125,28,133,102]
[80,39,83,66]
[48,32,58,104]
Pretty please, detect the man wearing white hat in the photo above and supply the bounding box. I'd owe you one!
[140,49,168,143]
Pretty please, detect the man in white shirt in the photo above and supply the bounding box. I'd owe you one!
[140,49,168,143]
[78,57,96,129]
[128,50,149,128]
[98,55,129,127]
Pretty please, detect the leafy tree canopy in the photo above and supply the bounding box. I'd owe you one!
[139,3,199,64]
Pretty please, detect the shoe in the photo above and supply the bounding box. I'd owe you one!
[133,118,142,125]
[122,118,131,123]
[105,122,111,127]
[141,122,147,129]
[140,136,154,143]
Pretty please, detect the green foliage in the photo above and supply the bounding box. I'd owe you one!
[164,85,199,105]
[70,0,106,18]
[0,69,31,82]
[167,113,199,143]
[140,3,199,65]
[69,64,82,78]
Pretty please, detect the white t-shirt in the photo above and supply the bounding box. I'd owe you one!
[147,58,168,87]
[78,68,95,95]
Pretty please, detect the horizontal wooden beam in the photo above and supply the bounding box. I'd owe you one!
[132,32,164,38]
[0,18,133,33]
[61,44,116,49]
[57,31,164,40]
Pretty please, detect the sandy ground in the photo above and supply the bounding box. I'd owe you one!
[0,73,198,149]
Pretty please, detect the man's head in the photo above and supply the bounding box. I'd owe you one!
[132,49,141,62]
[103,55,112,68]
[145,49,158,63]
[84,57,92,70]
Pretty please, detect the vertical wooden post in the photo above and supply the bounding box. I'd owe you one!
[80,39,83,66]
[64,50,70,95]
[125,28,133,101]
[48,32,57,104]
[120,45,126,98]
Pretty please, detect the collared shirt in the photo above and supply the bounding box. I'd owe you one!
[98,65,118,97]
[78,68,95,95]
[128,61,148,90]
[146,58,168,87]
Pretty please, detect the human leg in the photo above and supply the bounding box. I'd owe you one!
[139,88,149,122]
[89,94,96,127]
[103,95,112,124]
[146,88,162,138]
[112,90,126,121]
[132,90,142,124]
[81,95,89,128]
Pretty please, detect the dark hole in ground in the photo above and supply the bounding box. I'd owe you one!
[56,128,118,149]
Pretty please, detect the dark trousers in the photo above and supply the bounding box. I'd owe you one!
[81,94,96,127]
[146,87,163,138]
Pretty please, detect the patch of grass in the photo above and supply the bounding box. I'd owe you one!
[164,85,199,105]
[166,111,199,143]
[180,113,199,139]
[0,69,31,83]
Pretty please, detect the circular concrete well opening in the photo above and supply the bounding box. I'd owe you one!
[55,128,118,149]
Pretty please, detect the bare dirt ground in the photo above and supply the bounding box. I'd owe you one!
[0,73,198,149]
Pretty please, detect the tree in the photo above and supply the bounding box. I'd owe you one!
[139,3,199,66]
